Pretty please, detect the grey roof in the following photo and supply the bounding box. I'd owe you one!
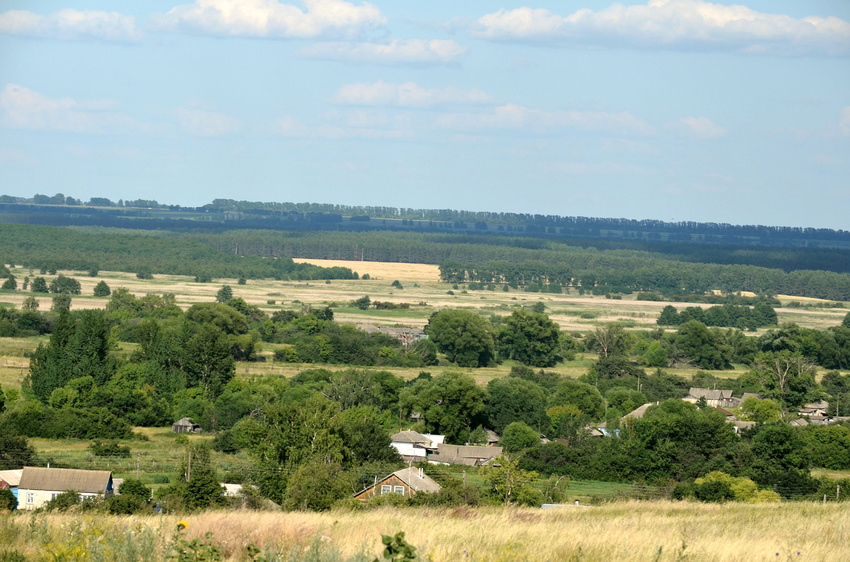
[0,469,23,487]
[19,467,111,494]
[391,430,430,444]
[688,388,734,400]
[428,444,502,466]
[624,403,653,419]
[173,417,198,426]
[391,467,441,493]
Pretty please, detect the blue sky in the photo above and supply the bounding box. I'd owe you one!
[1,0,848,228]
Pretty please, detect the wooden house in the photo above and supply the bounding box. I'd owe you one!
[172,417,200,433]
[353,467,441,501]
[17,467,113,510]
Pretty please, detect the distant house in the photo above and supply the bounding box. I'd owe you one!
[353,467,441,501]
[624,403,654,419]
[390,431,442,460]
[428,444,503,466]
[17,467,113,510]
[172,417,200,433]
[731,420,757,434]
[0,470,22,506]
[684,388,738,408]
[799,401,830,417]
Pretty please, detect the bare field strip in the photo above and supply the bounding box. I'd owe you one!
[293,258,441,282]
[6,503,848,561]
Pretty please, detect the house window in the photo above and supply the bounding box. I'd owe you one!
[394,486,405,495]
[26,493,34,504]
[380,485,392,495]
[51,493,59,500]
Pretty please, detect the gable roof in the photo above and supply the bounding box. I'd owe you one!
[391,430,427,443]
[390,467,441,493]
[624,403,653,419]
[688,388,734,400]
[0,469,23,487]
[428,444,502,466]
[19,467,112,494]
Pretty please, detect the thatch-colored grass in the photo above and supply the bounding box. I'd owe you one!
[2,502,848,561]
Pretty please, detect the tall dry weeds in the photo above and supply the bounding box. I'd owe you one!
[2,501,848,561]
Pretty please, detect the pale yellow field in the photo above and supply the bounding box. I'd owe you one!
[3,502,848,561]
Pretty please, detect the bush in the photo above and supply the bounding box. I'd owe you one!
[694,480,734,502]
[104,494,146,515]
[119,479,152,502]
[89,440,131,458]
[0,489,17,511]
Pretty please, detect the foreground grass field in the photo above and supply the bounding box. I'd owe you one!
[1,501,847,561]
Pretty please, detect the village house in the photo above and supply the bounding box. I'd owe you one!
[353,467,441,501]
[17,467,113,510]
[428,444,503,466]
[684,388,739,409]
[390,430,443,461]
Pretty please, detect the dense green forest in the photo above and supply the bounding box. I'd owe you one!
[3,222,850,301]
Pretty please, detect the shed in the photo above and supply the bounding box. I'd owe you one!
[172,417,200,433]
[354,467,441,501]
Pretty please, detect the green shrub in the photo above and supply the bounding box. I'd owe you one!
[89,440,131,458]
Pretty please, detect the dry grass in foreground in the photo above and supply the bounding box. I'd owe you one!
[2,501,847,561]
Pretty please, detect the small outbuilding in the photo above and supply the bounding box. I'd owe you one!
[353,467,441,501]
[172,417,200,433]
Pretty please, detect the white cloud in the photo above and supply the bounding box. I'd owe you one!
[332,81,491,108]
[0,9,141,42]
[677,117,728,139]
[176,107,242,137]
[840,106,850,136]
[267,114,411,140]
[436,104,655,135]
[471,0,850,56]
[0,84,147,134]
[298,39,466,63]
[151,0,385,39]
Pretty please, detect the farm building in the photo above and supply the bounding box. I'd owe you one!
[428,444,502,466]
[17,467,113,510]
[354,467,441,501]
[0,469,22,505]
[172,417,200,433]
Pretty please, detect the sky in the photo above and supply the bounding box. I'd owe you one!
[0,0,848,229]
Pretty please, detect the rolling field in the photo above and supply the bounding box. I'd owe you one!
[0,259,844,392]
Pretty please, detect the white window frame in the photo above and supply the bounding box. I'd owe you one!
[26,493,34,504]
[380,485,392,495]
[394,486,405,495]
